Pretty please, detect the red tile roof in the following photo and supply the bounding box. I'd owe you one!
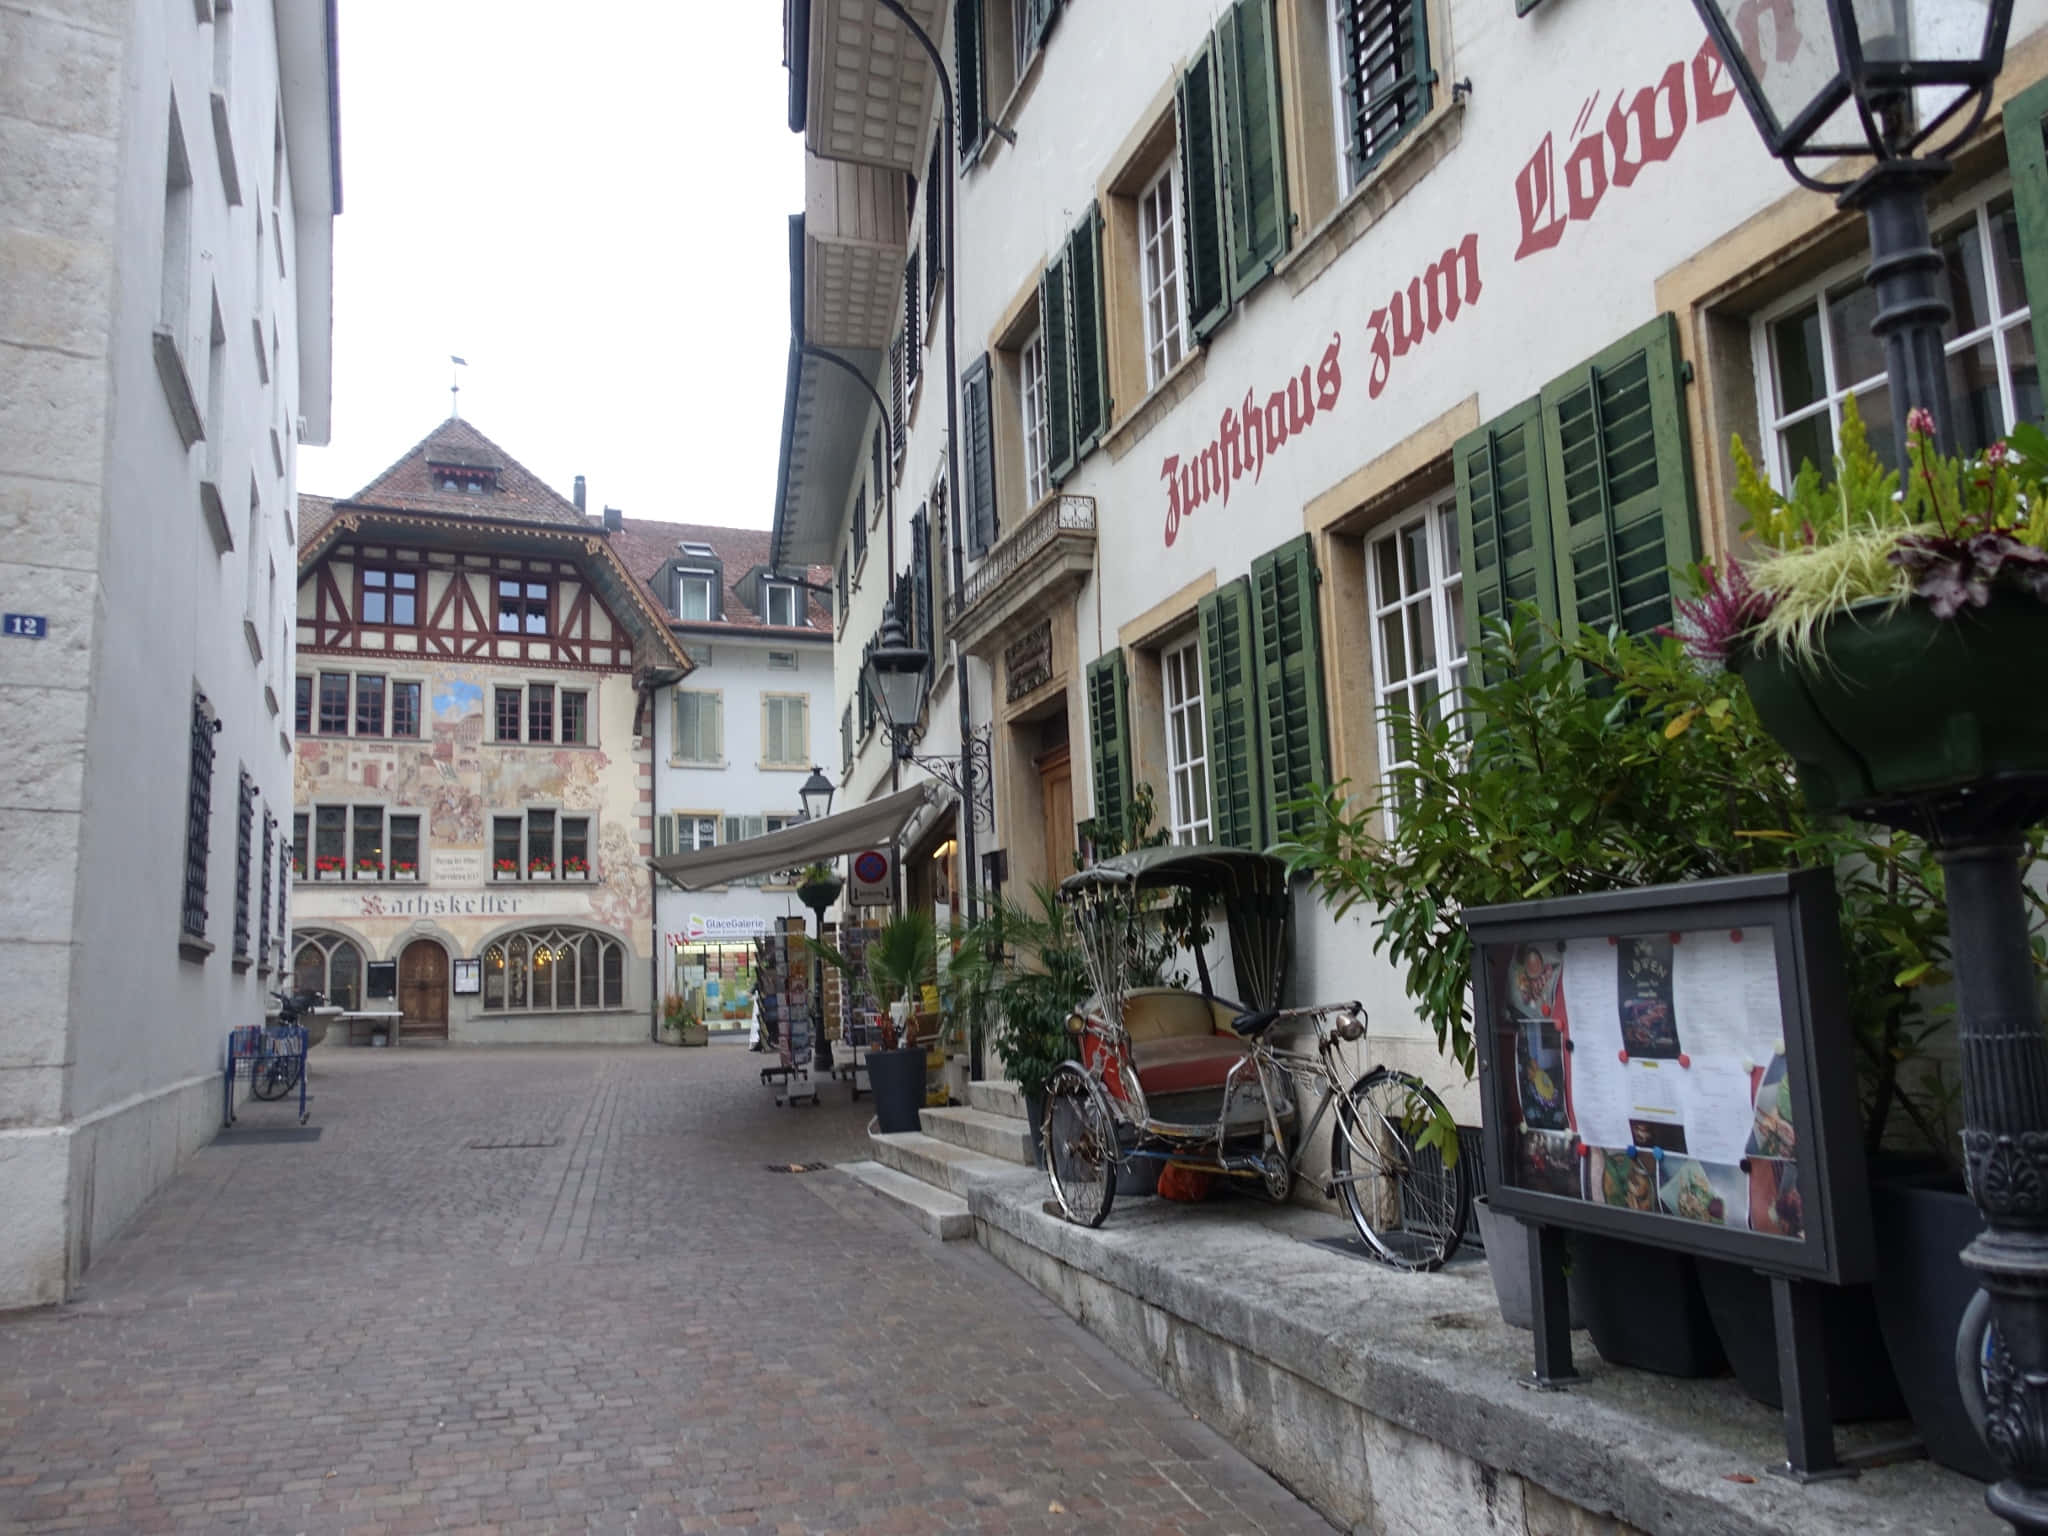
[297,492,337,553]
[344,417,588,525]
[611,517,832,634]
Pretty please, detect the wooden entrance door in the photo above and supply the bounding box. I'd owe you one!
[1039,745,1075,882]
[399,939,449,1040]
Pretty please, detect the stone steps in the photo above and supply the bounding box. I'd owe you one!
[919,1105,1035,1165]
[967,1079,1027,1120]
[837,1160,974,1240]
[869,1129,1023,1198]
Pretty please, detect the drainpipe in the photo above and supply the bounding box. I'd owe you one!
[644,672,670,1042]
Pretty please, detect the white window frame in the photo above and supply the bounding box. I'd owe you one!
[763,582,800,627]
[1021,326,1052,507]
[1138,160,1188,390]
[676,569,715,622]
[767,649,799,672]
[672,690,724,765]
[1161,635,1211,845]
[670,813,719,853]
[761,692,811,769]
[1752,176,2035,489]
[1366,493,1466,826]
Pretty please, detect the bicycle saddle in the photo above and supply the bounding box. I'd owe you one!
[1230,1009,1280,1038]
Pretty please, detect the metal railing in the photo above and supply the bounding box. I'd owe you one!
[947,494,1096,623]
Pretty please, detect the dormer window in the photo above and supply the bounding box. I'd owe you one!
[429,462,496,495]
[762,582,800,628]
[676,569,716,622]
[680,542,715,558]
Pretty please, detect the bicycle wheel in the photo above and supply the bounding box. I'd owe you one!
[1043,1063,1118,1229]
[1329,1067,1468,1271]
[250,1055,291,1101]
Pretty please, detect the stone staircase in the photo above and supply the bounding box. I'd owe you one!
[838,1079,1038,1240]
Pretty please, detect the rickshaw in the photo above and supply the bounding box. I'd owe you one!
[1042,845,1469,1271]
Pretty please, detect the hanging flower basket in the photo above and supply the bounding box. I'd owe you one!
[796,875,843,913]
[1736,592,2048,815]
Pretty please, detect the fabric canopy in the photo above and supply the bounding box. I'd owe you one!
[648,782,941,891]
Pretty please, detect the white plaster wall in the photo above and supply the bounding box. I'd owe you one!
[0,0,325,1306]
[934,0,2048,1092]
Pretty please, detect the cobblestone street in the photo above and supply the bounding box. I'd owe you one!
[0,1044,1334,1535]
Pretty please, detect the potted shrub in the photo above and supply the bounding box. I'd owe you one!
[854,911,936,1133]
[660,992,689,1044]
[1279,593,1973,1404]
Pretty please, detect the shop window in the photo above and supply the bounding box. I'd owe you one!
[1368,494,1466,820]
[1161,637,1211,844]
[483,927,625,1012]
[496,578,549,635]
[672,690,723,765]
[1755,187,2039,485]
[561,689,588,745]
[292,929,362,1008]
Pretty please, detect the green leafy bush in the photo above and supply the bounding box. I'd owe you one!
[945,884,1091,1099]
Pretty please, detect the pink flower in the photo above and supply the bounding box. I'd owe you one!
[1986,440,2012,467]
[1907,406,1937,437]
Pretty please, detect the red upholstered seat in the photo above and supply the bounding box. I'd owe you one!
[1133,1033,1254,1096]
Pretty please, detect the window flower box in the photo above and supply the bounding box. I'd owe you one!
[391,861,420,882]
[527,859,554,881]
[493,858,520,881]
[562,857,590,880]
[314,855,345,882]
[354,859,384,881]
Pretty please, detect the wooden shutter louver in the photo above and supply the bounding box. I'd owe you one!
[1539,313,1696,640]
[955,0,987,159]
[1250,535,1329,845]
[1334,0,1433,184]
[182,694,217,940]
[1453,397,1556,668]
[1085,651,1133,843]
[962,353,998,556]
[1066,204,1109,459]
[889,336,906,465]
[1218,0,1290,302]
[2005,75,2048,379]
[1177,41,1231,339]
[925,134,945,296]
[904,253,922,391]
[1041,249,1075,484]
[1198,579,1263,849]
[911,506,935,678]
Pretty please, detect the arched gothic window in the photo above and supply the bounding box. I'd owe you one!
[482,927,625,1011]
[291,929,364,1009]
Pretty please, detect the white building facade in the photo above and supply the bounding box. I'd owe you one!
[781,0,2048,1113]
[623,521,838,1026]
[1,0,339,1306]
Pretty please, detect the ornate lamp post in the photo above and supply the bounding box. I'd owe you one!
[795,767,841,1072]
[1688,4,2048,1527]
[860,603,995,831]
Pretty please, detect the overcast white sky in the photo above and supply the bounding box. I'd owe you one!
[298,1,802,527]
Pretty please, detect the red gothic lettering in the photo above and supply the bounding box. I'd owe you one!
[1286,368,1316,436]
[1220,407,1243,488]
[1366,306,1394,401]
[1423,235,1482,329]
[1161,454,1183,547]
[1241,391,1267,483]
[1390,280,1430,358]
[1265,390,1292,452]
[1607,60,1689,189]
[1515,133,1568,260]
[1316,333,1343,410]
[1564,131,1608,221]
[1201,441,1226,507]
[1693,38,1737,121]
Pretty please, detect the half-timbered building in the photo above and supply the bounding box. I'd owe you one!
[288,418,692,1044]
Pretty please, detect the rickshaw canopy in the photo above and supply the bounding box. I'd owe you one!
[1059,844,1292,1012]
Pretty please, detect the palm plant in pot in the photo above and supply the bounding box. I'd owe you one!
[809,911,935,1133]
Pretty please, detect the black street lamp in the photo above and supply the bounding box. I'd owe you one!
[1691,0,2013,455]
[1691,4,2048,1527]
[861,603,996,830]
[799,764,836,824]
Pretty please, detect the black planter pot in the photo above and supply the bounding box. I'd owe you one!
[1567,1230,1728,1378]
[868,1047,927,1134]
[1695,1260,1906,1422]
[1870,1178,1999,1481]
[1023,1089,1046,1169]
[1736,593,2048,813]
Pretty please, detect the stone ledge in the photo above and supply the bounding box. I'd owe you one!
[966,1175,1996,1536]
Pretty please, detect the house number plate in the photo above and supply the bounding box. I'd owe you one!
[3,614,47,639]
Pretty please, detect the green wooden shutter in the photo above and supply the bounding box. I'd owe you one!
[2005,74,2048,384]
[1250,535,1329,845]
[1085,650,1132,842]
[955,0,987,160]
[1177,40,1231,339]
[1218,0,1289,302]
[1538,312,1697,640]
[1198,578,1263,849]
[962,353,998,555]
[657,812,675,858]
[1041,248,1075,484]
[1453,396,1557,670]
[1067,203,1108,459]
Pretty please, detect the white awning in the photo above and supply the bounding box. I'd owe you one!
[648,782,942,891]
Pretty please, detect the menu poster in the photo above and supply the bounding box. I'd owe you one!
[1491,926,1804,1243]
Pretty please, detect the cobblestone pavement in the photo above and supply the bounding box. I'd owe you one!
[0,1043,1335,1536]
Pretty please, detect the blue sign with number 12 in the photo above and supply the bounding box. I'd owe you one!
[4,614,48,639]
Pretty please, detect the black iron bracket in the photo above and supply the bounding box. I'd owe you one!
[892,720,995,833]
